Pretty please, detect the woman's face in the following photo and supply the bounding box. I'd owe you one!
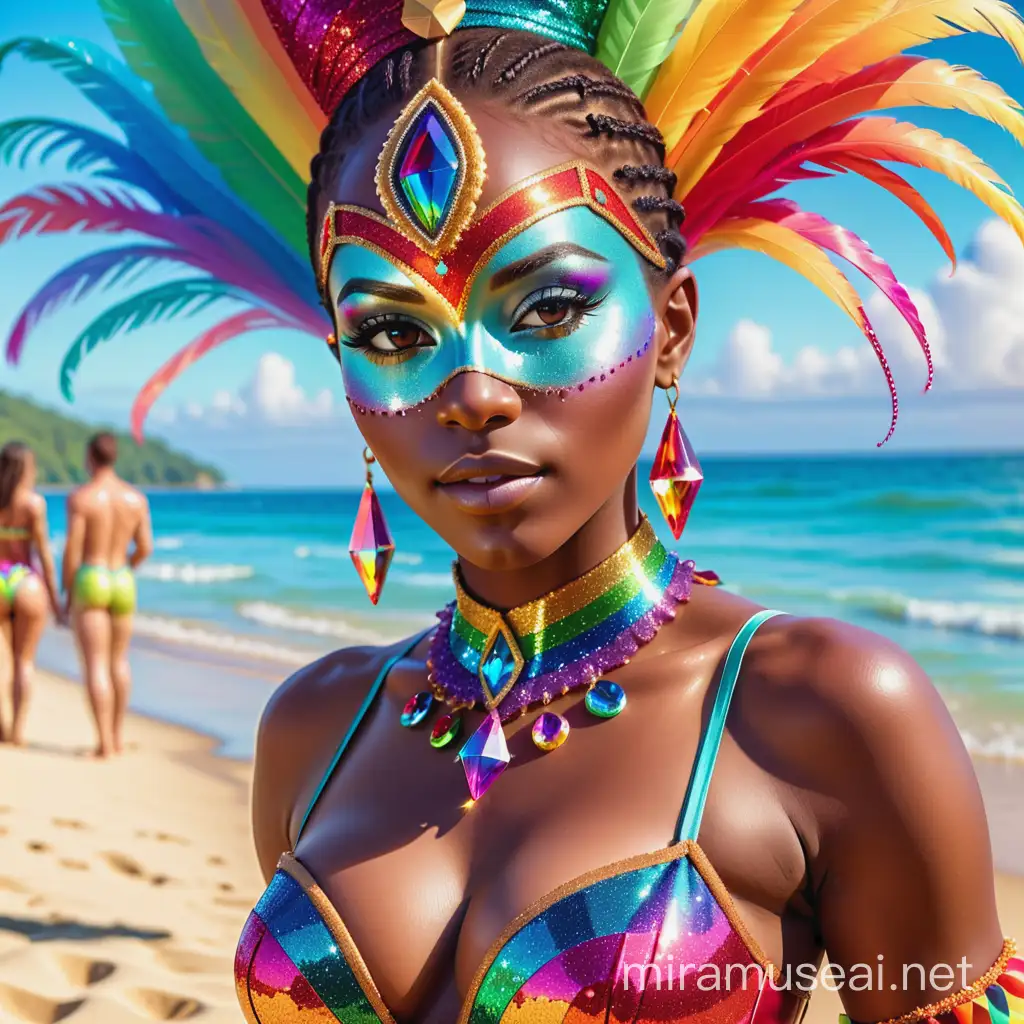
[324,98,694,571]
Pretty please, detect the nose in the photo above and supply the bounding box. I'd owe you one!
[434,371,523,431]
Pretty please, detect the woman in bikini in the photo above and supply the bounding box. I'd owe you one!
[19,0,1024,1020]
[0,442,64,745]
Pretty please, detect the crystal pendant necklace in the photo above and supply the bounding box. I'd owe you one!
[401,517,694,801]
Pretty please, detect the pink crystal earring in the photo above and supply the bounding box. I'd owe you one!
[649,378,703,539]
[349,448,395,605]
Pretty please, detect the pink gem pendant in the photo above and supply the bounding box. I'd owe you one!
[649,410,703,540]
[458,710,510,801]
[349,482,395,605]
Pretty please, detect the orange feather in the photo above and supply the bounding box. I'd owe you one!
[688,216,869,331]
[797,0,1024,91]
[644,0,803,151]
[669,0,892,197]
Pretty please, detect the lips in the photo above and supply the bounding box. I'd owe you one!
[436,454,545,513]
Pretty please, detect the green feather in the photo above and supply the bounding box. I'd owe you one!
[60,277,243,400]
[97,0,307,255]
[595,0,699,99]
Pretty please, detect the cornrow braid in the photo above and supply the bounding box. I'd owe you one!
[495,40,568,82]
[616,164,678,189]
[307,28,689,278]
[520,74,639,105]
[585,113,665,157]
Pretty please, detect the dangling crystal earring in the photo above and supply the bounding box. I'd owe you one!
[326,333,341,365]
[349,448,395,605]
[649,378,703,539]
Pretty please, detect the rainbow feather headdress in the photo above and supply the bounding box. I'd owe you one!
[2,0,1024,443]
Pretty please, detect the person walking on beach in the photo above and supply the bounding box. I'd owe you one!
[0,442,65,745]
[62,433,153,758]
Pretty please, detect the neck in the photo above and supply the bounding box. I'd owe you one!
[91,466,114,482]
[458,468,640,609]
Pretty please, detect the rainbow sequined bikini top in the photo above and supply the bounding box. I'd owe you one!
[235,610,809,1024]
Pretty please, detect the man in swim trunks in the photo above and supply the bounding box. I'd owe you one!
[62,433,153,758]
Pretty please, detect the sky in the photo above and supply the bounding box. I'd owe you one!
[0,1,1023,485]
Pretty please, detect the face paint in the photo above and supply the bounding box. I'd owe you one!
[330,206,657,413]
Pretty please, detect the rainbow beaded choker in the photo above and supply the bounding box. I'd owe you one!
[426,517,693,721]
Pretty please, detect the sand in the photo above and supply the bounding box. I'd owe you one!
[0,667,1020,1024]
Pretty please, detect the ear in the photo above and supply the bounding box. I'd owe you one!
[652,265,698,389]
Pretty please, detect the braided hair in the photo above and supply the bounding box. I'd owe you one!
[307,28,688,283]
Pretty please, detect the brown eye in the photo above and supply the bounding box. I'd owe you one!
[365,319,435,353]
[534,300,572,325]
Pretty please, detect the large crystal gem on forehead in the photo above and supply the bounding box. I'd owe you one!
[395,104,460,238]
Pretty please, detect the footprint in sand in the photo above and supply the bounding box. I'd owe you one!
[0,983,84,1023]
[0,826,8,837]
[99,852,145,878]
[0,877,28,894]
[51,818,88,831]
[26,841,50,854]
[217,882,234,893]
[57,859,89,872]
[206,855,225,867]
[56,953,117,987]
[135,830,189,846]
[126,988,204,1019]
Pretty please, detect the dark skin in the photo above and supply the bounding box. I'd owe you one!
[252,90,1003,1022]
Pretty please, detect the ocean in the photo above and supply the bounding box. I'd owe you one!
[34,452,1024,761]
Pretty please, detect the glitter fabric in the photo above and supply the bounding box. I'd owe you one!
[258,1,613,115]
[427,517,693,721]
[235,613,814,1024]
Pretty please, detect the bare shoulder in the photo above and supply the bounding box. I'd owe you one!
[26,491,47,517]
[118,479,147,507]
[254,635,427,823]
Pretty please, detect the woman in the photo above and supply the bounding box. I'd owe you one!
[9,1,1023,1021]
[0,442,63,745]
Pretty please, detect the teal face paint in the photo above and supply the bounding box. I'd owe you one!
[329,206,657,414]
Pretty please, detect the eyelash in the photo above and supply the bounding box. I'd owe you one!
[510,285,605,338]
[340,313,436,365]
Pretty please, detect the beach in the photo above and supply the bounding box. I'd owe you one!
[0,658,1020,1024]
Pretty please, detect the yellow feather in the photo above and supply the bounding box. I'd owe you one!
[173,0,323,178]
[644,0,804,151]
[803,0,1024,86]
[689,218,867,331]
[879,59,1024,148]
[671,0,893,198]
[839,120,1024,248]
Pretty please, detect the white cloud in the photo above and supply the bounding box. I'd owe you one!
[689,219,1024,399]
[158,353,337,427]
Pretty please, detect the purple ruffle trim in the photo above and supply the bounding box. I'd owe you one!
[426,557,694,722]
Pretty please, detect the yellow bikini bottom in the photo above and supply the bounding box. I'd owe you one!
[73,565,136,616]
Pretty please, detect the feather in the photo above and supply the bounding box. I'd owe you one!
[817,154,956,267]
[130,308,285,441]
[644,0,804,150]
[742,198,932,388]
[98,0,308,253]
[0,117,185,212]
[172,0,324,178]
[683,56,1024,211]
[595,0,699,99]
[0,36,303,270]
[59,278,243,400]
[799,0,1024,90]
[668,0,892,197]
[688,216,900,445]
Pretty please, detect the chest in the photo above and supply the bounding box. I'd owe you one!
[285,662,805,1017]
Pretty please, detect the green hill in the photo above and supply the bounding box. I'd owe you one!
[0,390,224,487]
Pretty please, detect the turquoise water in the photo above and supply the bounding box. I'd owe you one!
[40,452,1024,759]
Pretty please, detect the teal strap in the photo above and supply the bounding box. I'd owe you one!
[295,628,434,844]
[674,609,786,844]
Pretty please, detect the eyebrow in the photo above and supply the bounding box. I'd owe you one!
[490,243,609,291]
[336,278,427,305]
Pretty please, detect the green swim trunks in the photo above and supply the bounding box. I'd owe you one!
[73,565,136,616]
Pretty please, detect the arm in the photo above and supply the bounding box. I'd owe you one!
[129,494,153,569]
[775,620,1007,1022]
[61,493,86,610]
[29,496,63,620]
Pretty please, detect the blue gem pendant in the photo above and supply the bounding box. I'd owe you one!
[585,679,627,719]
[374,78,486,258]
